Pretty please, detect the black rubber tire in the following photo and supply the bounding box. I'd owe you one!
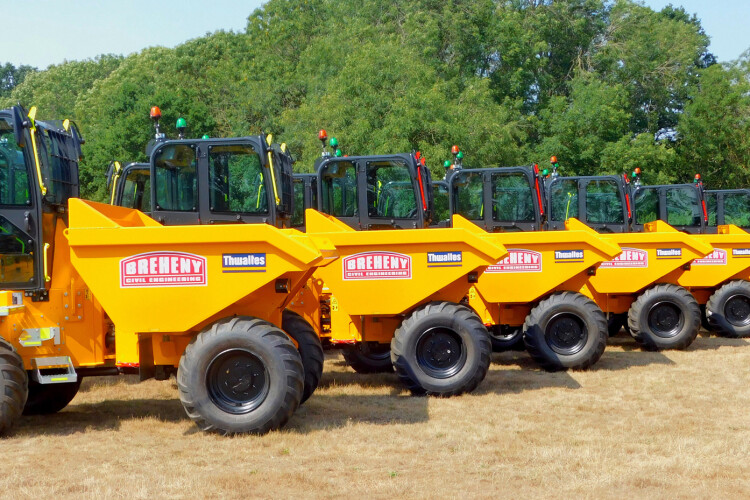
[700,305,712,332]
[607,313,627,337]
[177,316,304,435]
[0,337,28,435]
[390,302,491,396]
[706,280,750,338]
[488,325,525,352]
[23,379,81,415]
[627,284,700,350]
[282,310,324,404]
[342,343,394,373]
[523,292,607,371]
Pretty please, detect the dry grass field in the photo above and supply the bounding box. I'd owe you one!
[2,331,749,499]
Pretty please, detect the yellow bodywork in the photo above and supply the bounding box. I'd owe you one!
[1,200,338,370]
[296,210,507,343]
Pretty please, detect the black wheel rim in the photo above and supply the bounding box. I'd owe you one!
[545,312,588,355]
[415,327,466,379]
[724,294,750,327]
[647,301,684,338]
[206,348,270,414]
[360,343,391,361]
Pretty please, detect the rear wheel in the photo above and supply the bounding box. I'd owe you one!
[488,325,525,352]
[282,310,324,404]
[628,284,700,350]
[177,317,304,435]
[523,292,607,371]
[0,338,27,435]
[706,280,750,338]
[390,302,491,396]
[343,343,393,373]
[23,380,81,415]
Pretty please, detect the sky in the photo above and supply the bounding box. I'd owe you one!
[3,0,750,69]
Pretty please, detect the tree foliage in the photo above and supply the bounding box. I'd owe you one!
[2,0,748,200]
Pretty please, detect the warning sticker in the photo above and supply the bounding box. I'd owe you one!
[486,249,542,273]
[342,251,412,280]
[693,249,727,266]
[600,248,648,268]
[120,251,207,288]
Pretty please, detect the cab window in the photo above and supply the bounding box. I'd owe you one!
[723,192,750,227]
[453,172,484,220]
[320,161,358,217]
[666,187,701,227]
[0,119,30,206]
[120,168,151,212]
[208,144,267,214]
[586,180,624,224]
[491,172,534,222]
[154,145,197,211]
[292,178,305,227]
[706,192,717,226]
[432,183,450,223]
[549,179,579,221]
[366,160,417,219]
[634,188,659,224]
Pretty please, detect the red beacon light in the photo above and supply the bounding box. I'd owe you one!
[150,106,162,120]
[318,129,327,141]
[635,167,642,175]
[451,145,460,155]
[550,155,558,164]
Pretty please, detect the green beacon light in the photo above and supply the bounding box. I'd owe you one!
[444,160,451,168]
[202,134,210,140]
[542,169,550,176]
[456,151,463,160]
[176,117,187,139]
[335,149,343,157]
[329,137,339,148]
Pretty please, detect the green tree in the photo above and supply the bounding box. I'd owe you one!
[0,62,37,100]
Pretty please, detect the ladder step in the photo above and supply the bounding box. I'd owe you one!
[31,356,78,384]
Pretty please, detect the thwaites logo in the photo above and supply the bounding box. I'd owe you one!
[733,248,750,258]
[554,249,584,262]
[120,251,206,288]
[342,251,412,280]
[693,249,727,266]
[427,251,462,267]
[656,248,682,259]
[486,249,542,273]
[222,253,266,273]
[600,248,648,269]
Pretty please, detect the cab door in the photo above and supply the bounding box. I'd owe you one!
[0,111,43,290]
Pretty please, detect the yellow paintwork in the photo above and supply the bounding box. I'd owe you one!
[297,209,507,343]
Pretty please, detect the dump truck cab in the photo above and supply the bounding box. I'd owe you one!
[630,181,707,234]
[448,165,546,232]
[0,105,83,296]
[315,152,434,230]
[705,189,750,232]
[106,161,151,212]
[544,174,631,233]
[147,135,294,227]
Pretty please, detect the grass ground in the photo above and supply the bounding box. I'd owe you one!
[2,332,749,499]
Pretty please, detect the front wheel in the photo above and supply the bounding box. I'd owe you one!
[706,280,750,338]
[390,302,491,396]
[177,317,304,435]
[628,284,700,350]
[0,338,27,435]
[282,310,324,404]
[523,292,607,371]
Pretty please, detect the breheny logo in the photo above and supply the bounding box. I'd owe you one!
[554,249,584,261]
[222,253,267,273]
[693,249,727,266]
[656,248,682,258]
[486,249,542,273]
[342,251,412,280]
[733,248,750,257]
[120,251,206,287]
[427,251,462,267]
[600,248,648,268]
